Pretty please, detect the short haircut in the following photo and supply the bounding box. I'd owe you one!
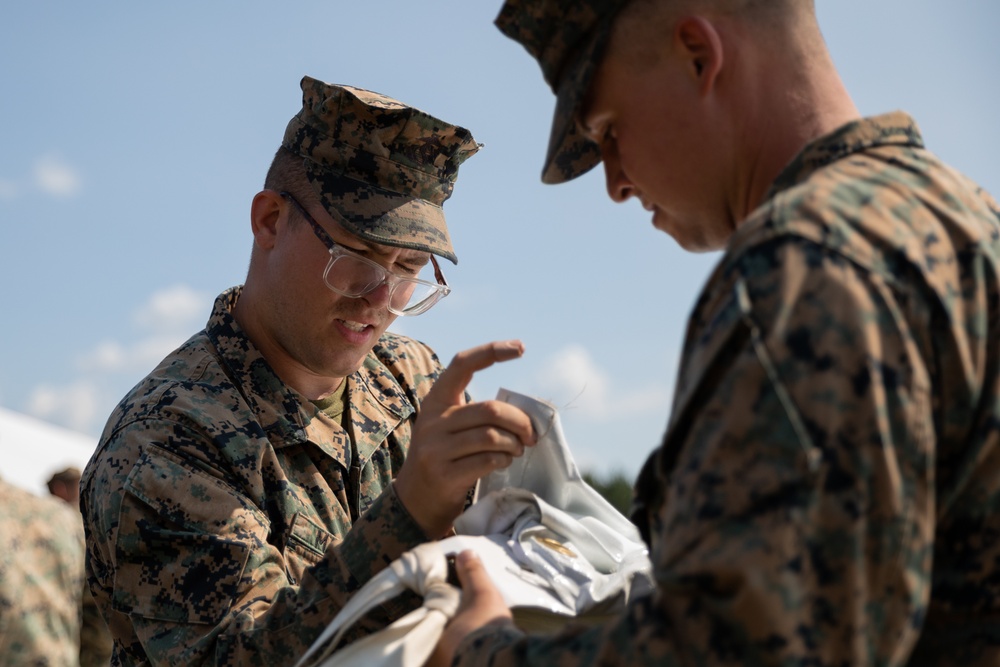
[263,146,317,216]
[610,0,816,67]
[46,466,81,493]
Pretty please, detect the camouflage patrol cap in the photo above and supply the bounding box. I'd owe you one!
[495,0,629,184]
[282,76,481,263]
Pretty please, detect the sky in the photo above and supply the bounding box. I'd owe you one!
[1,1,998,487]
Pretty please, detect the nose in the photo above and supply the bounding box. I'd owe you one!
[601,140,636,204]
[360,280,393,309]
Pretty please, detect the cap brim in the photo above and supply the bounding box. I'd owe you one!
[305,164,458,264]
[540,20,615,185]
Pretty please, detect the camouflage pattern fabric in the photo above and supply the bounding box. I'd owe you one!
[453,113,1000,665]
[44,465,113,665]
[80,286,443,665]
[494,0,628,184]
[0,478,85,666]
[283,76,481,264]
[75,510,113,667]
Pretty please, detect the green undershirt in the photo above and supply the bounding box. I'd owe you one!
[311,379,363,520]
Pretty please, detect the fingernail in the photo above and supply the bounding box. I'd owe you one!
[504,340,525,355]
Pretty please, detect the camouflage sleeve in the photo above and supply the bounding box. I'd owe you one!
[84,421,428,666]
[79,556,114,667]
[454,236,934,665]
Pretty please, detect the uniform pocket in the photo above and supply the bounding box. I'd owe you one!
[283,512,340,584]
[113,447,263,625]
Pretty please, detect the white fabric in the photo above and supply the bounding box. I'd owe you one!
[463,388,653,616]
[295,389,654,667]
[294,541,460,667]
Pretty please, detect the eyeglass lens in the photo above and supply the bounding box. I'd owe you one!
[324,254,441,314]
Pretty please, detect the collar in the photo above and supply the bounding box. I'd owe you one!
[764,111,924,202]
[204,287,415,462]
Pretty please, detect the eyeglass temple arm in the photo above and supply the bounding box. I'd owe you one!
[284,189,449,290]
[430,255,449,288]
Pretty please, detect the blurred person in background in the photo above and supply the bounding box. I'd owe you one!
[47,466,82,507]
[1,475,85,665]
[48,466,113,667]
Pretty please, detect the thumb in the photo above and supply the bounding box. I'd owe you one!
[455,550,506,608]
[430,551,513,667]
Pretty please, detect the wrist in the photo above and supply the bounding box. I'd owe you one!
[391,478,452,539]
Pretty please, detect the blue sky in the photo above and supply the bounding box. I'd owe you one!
[1,1,998,482]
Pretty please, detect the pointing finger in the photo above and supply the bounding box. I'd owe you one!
[427,340,525,407]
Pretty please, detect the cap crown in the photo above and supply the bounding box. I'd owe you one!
[281,76,480,262]
[495,0,628,183]
[496,0,624,92]
[284,77,480,206]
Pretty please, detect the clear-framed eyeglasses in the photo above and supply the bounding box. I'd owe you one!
[280,192,451,316]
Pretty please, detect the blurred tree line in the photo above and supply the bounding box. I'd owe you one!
[582,469,634,516]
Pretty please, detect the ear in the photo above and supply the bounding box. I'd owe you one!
[249,189,285,251]
[674,16,724,96]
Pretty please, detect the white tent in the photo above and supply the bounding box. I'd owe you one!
[0,406,99,497]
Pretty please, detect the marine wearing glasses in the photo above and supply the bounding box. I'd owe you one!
[281,191,451,316]
[80,77,539,666]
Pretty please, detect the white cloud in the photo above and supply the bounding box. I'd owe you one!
[76,335,187,375]
[26,380,106,433]
[78,285,210,374]
[78,341,127,373]
[33,154,81,197]
[133,284,211,333]
[535,344,610,411]
[130,333,193,369]
[25,285,213,434]
[532,344,672,421]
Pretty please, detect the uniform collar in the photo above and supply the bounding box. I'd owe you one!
[764,111,924,202]
[204,287,415,466]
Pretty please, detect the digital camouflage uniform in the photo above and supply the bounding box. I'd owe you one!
[460,3,1000,663]
[80,76,479,666]
[47,466,115,666]
[457,110,1000,666]
[79,545,114,667]
[82,288,442,664]
[0,477,86,666]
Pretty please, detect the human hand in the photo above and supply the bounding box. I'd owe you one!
[394,340,536,538]
[426,550,514,667]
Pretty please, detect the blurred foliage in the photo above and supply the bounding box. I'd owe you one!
[582,469,634,516]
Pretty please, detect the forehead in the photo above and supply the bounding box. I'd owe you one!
[580,12,686,122]
[577,16,648,122]
[577,40,629,126]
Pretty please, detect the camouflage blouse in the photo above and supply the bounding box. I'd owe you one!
[0,479,85,666]
[82,287,443,665]
[455,113,1000,665]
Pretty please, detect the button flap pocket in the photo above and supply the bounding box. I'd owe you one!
[113,448,258,624]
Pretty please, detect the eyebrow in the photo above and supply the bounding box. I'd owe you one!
[349,236,431,268]
[287,191,432,269]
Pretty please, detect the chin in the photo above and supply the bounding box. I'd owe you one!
[657,213,732,253]
[656,223,717,253]
[680,236,729,253]
[319,352,366,381]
